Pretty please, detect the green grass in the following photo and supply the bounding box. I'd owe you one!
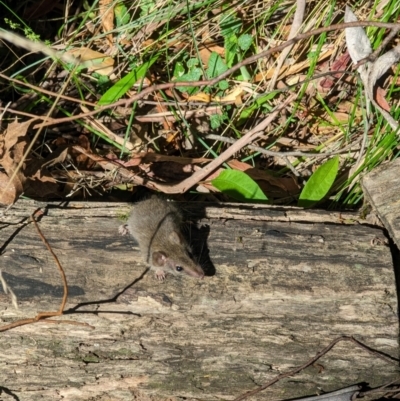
[0,0,399,206]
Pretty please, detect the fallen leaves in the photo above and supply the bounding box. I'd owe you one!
[0,120,75,205]
[67,48,115,76]
[0,119,30,205]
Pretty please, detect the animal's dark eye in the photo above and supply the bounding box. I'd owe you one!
[176,266,183,272]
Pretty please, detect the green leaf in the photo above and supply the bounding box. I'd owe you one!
[224,35,238,68]
[94,74,111,91]
[115,3,130,27]
[238,92,277,123]
[238,34,252,51]
[220,13,242,37]
[298,156,339,208]
[173,62,185,78]
[176,67,202,94]
[218,80,229,90]
[212,170,268,202]
[140,0,156,15]
[210,114,224,129]
[187,58,199,68]
[98,55,158,106]
[207,52,228,79]
[239,66,251,81]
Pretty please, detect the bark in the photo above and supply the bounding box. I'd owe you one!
[362,157,400,249]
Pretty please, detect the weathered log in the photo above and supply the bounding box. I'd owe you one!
[0,200,398,401]
[362,158,400,249]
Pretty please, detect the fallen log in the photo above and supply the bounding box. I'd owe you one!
[0,200,397,400]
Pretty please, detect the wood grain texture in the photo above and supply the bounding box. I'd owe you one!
[362,158,400,249]
[0,200,398,401]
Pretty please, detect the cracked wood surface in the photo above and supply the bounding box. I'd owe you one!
[0,200,398,401]
[362,158,400,250]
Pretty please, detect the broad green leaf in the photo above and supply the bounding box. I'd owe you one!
[298,156,339,208]
[115,4,130,27]
[176,67,202,94]
[210,114,224,129]
[218,80,229,90]
[207,52,228,79]
[238,34,252,51]
[140,0,156,15]
[212,170,268,202]
[98,55,158,106]
[187,58,199,68]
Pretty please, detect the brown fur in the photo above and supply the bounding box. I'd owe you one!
[127,197,204,280]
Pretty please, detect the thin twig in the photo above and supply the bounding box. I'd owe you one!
[0,210,91,332]
[30,210,68,314]
[0,72,98,107]
[205,134,361,158]
[32,20,400,129]
[1,70,353,119]
[233,335,398,401]
[73,95,295,193]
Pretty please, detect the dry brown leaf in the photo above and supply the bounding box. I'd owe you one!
[2,119,30,152]
[70,135,97,169]
[187,86,244,103]
[323,111,351,124]
[150,161,197,181]
[187,93,212,102]
[24,173,60,199]
[41,146,69,169]
[227,159,288,190]
[375,87,391,112]
[0,119,31,204]
[199,44,225,66]
[320,51,351,89]
[23,146,71,199]
[142,39,155,48]
[215,86,245,103]
[99,0,114,45]
[0,171,23,205]
[256,49,333,83]
[67,48,114,76]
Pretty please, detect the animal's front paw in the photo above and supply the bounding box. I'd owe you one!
[155,270,167,281]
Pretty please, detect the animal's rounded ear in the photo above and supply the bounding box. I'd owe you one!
[152,251,167,267]
[169,231,184,244]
